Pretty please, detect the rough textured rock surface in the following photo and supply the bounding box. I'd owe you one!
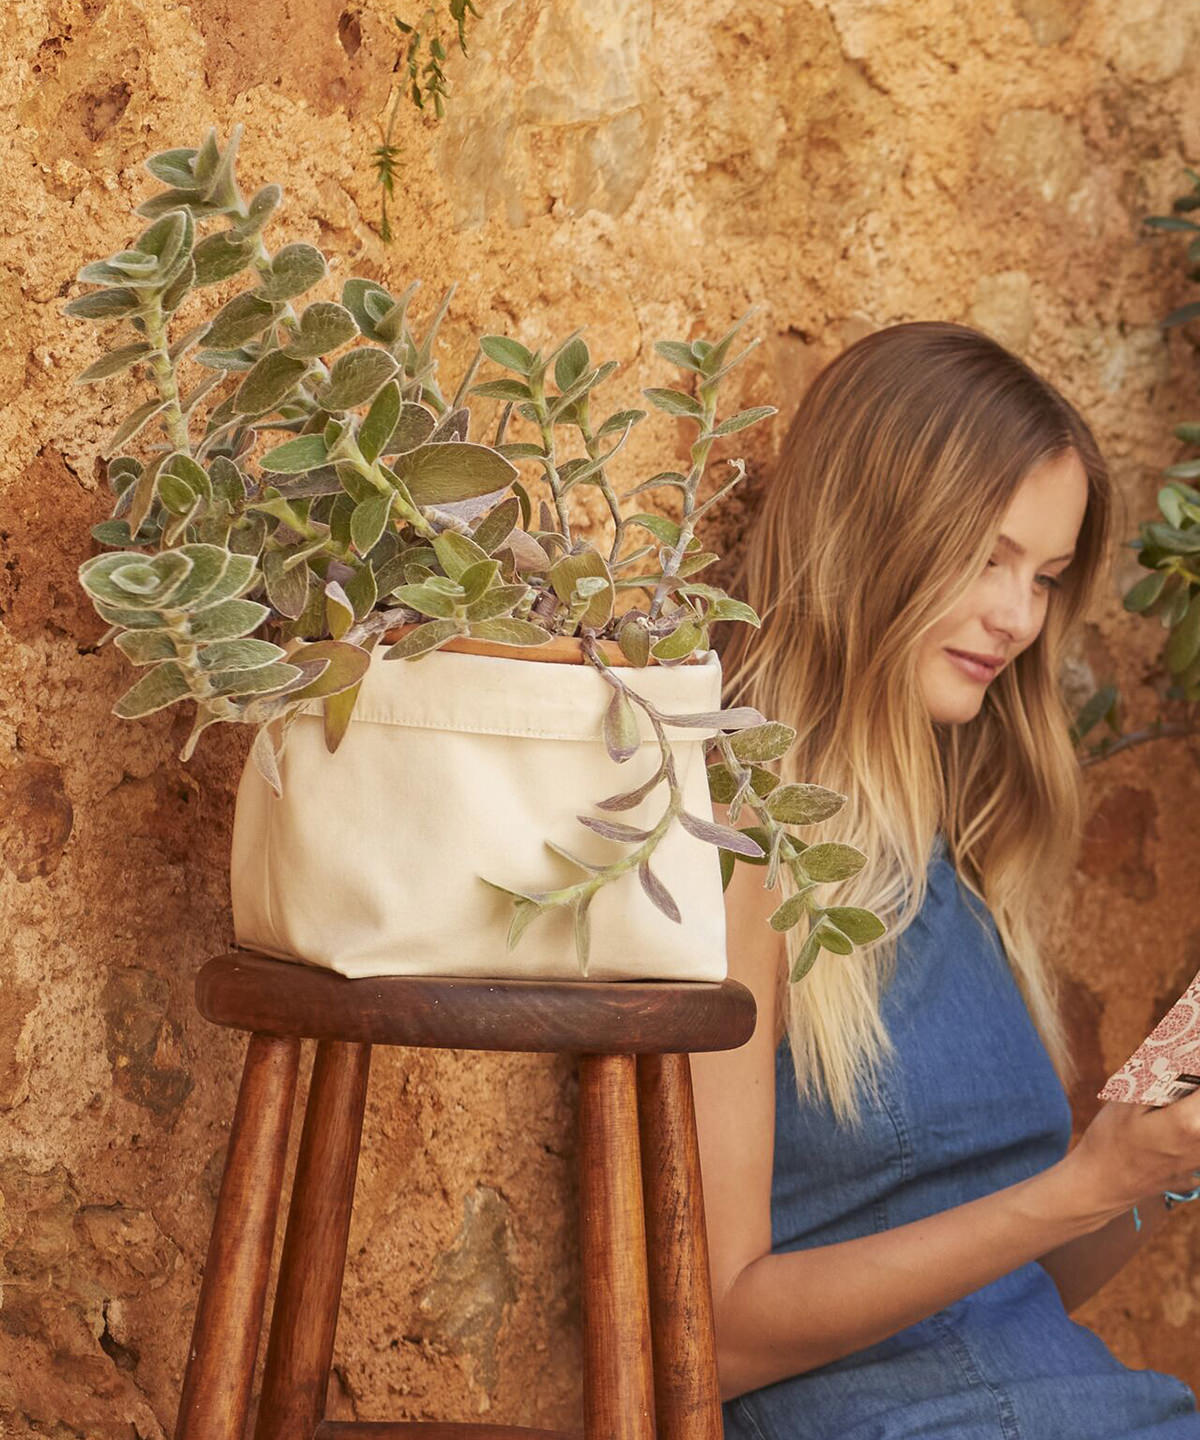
[2,0,1200,1433]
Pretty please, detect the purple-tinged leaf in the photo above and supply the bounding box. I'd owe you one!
[577,815,652,843]
[638,861,681,923]
[677,810,765,856]
[594,762,667,811]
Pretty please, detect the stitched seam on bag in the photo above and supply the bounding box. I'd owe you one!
[299,710,700,744]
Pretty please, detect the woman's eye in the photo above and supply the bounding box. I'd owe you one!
[985,557,1059,591]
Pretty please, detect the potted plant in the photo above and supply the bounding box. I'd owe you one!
[68,126,885,981]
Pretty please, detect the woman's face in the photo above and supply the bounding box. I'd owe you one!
[916,447,1089,725]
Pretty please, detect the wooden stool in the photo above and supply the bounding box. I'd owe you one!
[175,950,756,1440]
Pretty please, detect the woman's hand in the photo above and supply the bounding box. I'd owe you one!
[1063,1092,1200,1224]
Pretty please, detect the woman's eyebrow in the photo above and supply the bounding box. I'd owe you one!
[997,533,1075,564]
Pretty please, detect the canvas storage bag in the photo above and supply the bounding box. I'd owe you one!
[230,644,729,982]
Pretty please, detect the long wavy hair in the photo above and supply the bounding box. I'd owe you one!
[719,321,1113,1123]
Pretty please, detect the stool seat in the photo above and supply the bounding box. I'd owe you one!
[197,950,756,1053]
[176,947,756,1440]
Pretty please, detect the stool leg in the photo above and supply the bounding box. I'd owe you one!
[255,1039,373,1440]
[176,1033,300,1440]
[578,1053,654,1440]
[637,1053,723,1440]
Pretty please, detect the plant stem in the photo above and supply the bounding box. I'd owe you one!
[1080,717,1200,767]
[140,297,191,453]
[649,385,718,620]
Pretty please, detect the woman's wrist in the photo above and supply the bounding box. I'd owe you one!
[1040,1150,1134,1236]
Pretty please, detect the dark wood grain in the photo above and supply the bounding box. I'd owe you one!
[637,1053,723,1440]
[577,1054,654,1440]
[255,1039,372,1440]
[175,1033,300,1440]
[314,1425,574,1439]
[197,953,757,1055]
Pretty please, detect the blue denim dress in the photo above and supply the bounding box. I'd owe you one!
[723,835,1200,1440]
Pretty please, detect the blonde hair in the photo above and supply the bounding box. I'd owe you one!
[719,321,1112,1123]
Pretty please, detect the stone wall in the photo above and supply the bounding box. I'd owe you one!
[2,0,1200,1433]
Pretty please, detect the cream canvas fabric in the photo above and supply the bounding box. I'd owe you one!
[230,645,730,981]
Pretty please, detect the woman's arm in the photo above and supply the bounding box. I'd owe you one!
[1035,1201,1159,1313]
[691,828,1200,1400]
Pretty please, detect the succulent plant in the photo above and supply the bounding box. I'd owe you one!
[68,126,885,976]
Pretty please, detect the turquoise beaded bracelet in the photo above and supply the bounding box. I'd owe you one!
[1132,1175,1200,1231]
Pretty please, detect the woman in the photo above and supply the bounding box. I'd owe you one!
[696,320,1200,1439]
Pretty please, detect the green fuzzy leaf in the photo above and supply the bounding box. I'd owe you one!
[350,494,393,555]
[207,660,304,697]
[617,617,651,667]
[387,443,519,506]
[80,548,192,609]
[628,512,681,546]
[812,917,854,956]
[548,546,613,629]
[197,638,288,672]
[597,408,647,439]
[471,496,521,555]
[654,339,705,372]
[463,582,528,621]
[643,387,704,420]
[386,402,438,455]
[192,231,254,286]
[115,629,177,665]
[730,721,797,763]
[458,559,501,606]
[798,842,868,883]
[471,379,534,402]
[479,335,536,375]
[820,907,886,945]
[75,342,153,384]
[194,551,257,607]
[263,547,310,619]
[392,582,458,618]
[344,562,378,620]
[358,381,402,463]
[1124,570,1167,612]
[283,640,372,699]
[385,619,463,659]
[467,619,552,646]
[256,242,327,302]
[234,352,309,415]
[710,406,777,437]
[433,530,490,581]
[64,287,141,321]
[260,434,331,473]
[603,688,641,762]
[187,598,269,641]
[206,292,280,348]
[286,301,359,360]
[769,892,809,932]
[341,278,394,338]
[789,929,823,982]
[145,147,200,188]
[315,348,399,411]
[765,783,847,826]
[554,337,590,391]
[1167,591,1200,674]
[103,398,169,458]
[113,661,191,718]
[651,620,702,660]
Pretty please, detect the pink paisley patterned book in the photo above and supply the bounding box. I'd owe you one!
[1099,970,1200,1106]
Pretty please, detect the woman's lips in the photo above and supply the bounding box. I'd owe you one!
[945,649,1002,683]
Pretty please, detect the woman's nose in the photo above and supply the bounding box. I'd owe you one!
[987,574,1041,643]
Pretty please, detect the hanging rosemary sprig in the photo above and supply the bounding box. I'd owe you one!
[374,2,482,243]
